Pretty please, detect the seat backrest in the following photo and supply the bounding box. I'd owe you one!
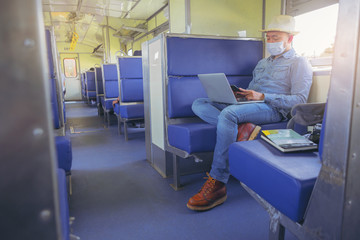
[95,67,103,94]
[118,57,143,79]
[121,78,144,102]
[118,57,143,103]
[168,76,253,118]
[85,71,96,91]
[45,29,60,129]
[102,64,119,99]
[318,105,327,160]
[166,37,263,119]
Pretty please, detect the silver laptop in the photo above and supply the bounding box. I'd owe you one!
[198,73,264,105]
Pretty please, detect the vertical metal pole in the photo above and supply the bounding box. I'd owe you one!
[170,154,182,191]
[106,17,111,63]
[341,1,360,238]
[0,0,61,239]
[141,41,153,163]
[269,219,285,240]
[185,0,191,34]
[281,0,286,15]
[303,0,360,238]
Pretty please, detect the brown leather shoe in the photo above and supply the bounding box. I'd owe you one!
[187,173,227,211]
[237,122,261,142]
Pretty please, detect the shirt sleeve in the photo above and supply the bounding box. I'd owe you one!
[263,57,313,112]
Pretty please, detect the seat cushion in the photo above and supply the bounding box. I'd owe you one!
[87,91,96,98]
[229,140,321,222]
[114,103,120,115]
[119,104,144,119]
[101,98,115,111]
[55,136,72,172]
[57,168,70,240]
[167,121,290,154]
[168,123,217,154]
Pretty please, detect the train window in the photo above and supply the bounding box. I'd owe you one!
[293,3,339,67]
[63,58,77,78]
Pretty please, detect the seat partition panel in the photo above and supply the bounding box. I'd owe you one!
[167,37,263,76]
[86,71,96,91]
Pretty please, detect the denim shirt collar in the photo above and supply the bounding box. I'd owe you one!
[268,48,295,61]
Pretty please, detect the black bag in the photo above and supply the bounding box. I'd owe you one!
[287,102,326,130]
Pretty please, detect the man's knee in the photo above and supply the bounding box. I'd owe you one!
[192,98,206,114]
[218,107,238,123]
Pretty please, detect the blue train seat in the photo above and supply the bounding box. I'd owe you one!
[45,29,61,129]
[57,168,70,240]
[95,66,104,115]
[114,57,144,140]
[160,36,301,189]
[85,71,96,103]
[45,29,73,197]
[55,136,73,173]
[101,64,119,126]
[81,72,86,100]
[229,105,326,223]
[165,37,289,156]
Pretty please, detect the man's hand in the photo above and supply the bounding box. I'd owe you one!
[238,88,265,101]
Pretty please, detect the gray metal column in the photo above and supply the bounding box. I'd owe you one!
[302,0,360,238]
[0,0,62,239]
[340,0,360,237]
[185,0,191,34]
[141,41,152,163]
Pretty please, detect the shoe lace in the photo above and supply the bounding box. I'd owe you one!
[199,173,216,196]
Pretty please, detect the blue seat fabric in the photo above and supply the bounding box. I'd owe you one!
[168,76,253,118]
[114,103,120,115]
[167,37,263,76]
[165,37,269,154]
[167,121,289,154]
[121,78,144,102]
[102,64,119,106]
[229,140,321,222]
[51,77,61,129]
[105,80,119,98]
[86,71,96,91]
[114,103,144,119]
[87,91,96,98]
[57,169,70,240]
[95,67,104,94]
[120,104,144,119]
[118,58,143,78]
[55,136,72,172]
[101,97,115,111]
[45,30,61,129]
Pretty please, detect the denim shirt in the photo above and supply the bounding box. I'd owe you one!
[247,48,313,118]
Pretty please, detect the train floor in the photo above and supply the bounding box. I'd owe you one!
[65,101,297,240]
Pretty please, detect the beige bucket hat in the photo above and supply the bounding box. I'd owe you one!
[260,15,299,35]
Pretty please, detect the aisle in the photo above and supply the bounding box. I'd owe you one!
[65,102,296,240]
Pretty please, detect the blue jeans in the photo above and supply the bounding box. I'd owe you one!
[192,98,283,183]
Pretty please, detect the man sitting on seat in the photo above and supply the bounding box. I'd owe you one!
[187,15,313,211]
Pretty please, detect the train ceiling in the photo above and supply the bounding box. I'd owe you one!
[43,0,168,48]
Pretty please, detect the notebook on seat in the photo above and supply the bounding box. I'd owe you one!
[197,73,264,105]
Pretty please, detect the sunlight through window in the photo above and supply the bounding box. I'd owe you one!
[293,4,339,61]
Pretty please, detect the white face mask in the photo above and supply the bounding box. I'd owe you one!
[266,41,286,56]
